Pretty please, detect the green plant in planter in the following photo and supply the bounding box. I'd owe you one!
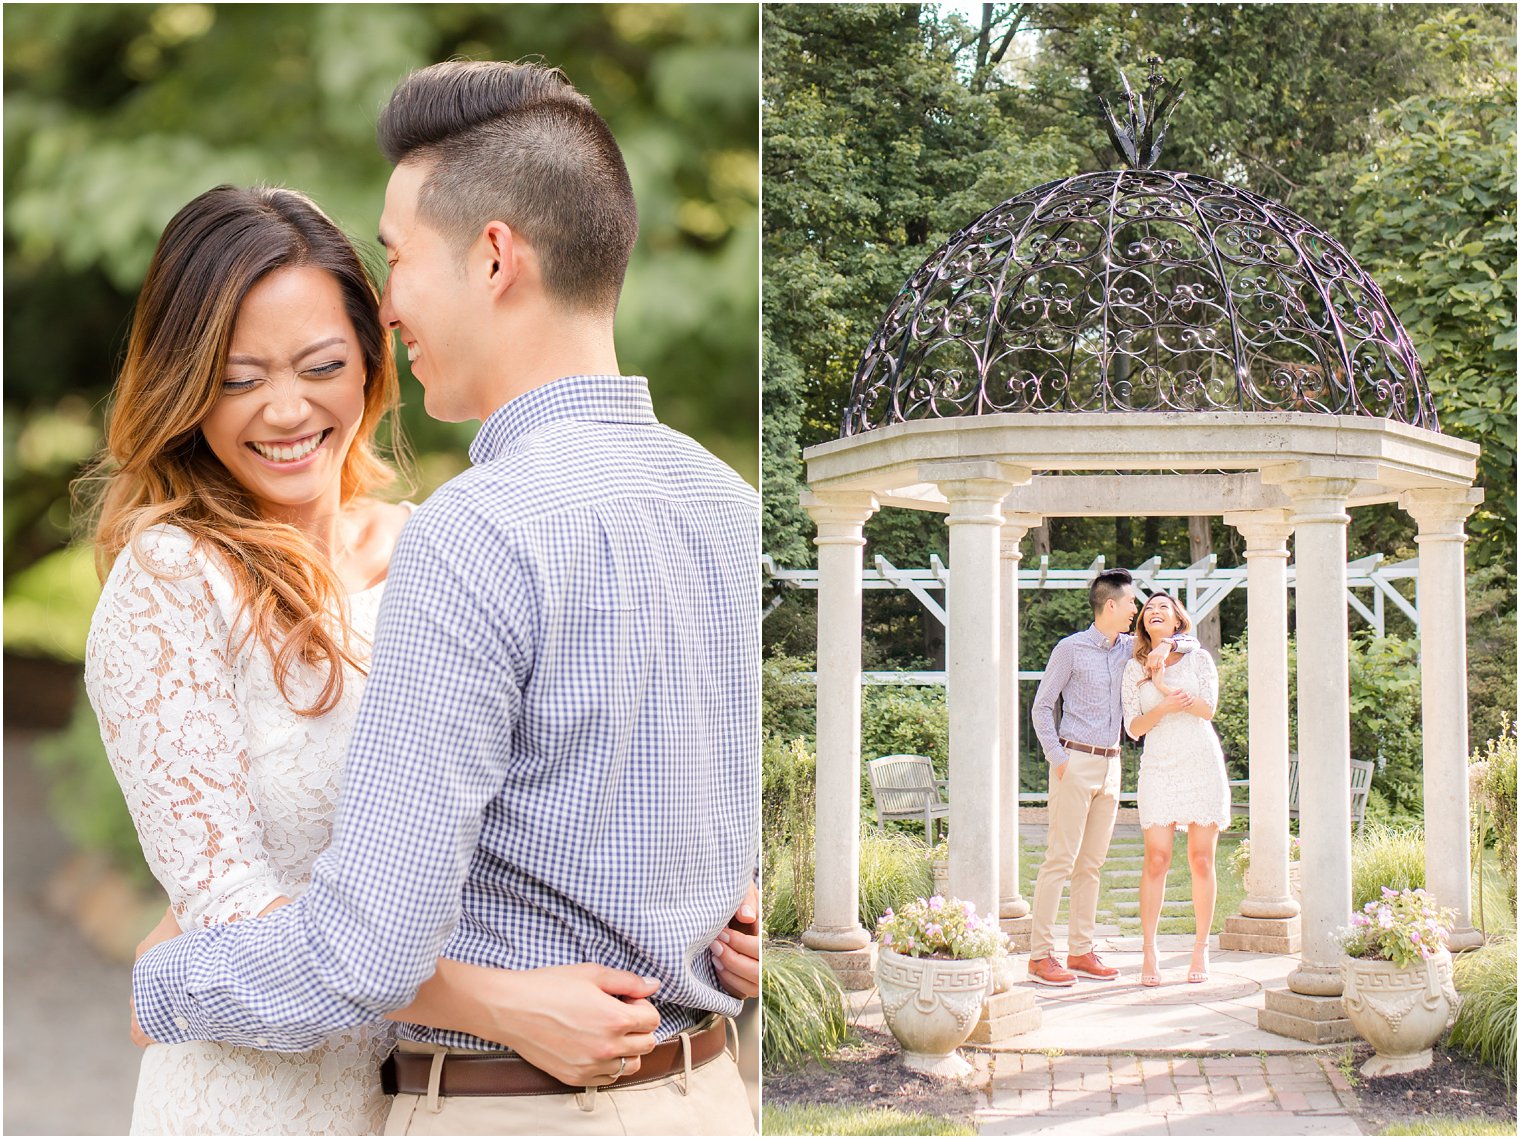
[876,895,1008,959]
[1340,887,1456,967]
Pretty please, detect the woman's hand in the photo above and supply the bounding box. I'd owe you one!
[1160,688,1194,714]
[711,882,759,999]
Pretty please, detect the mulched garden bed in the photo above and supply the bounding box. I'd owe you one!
[1348,1043,1516,1132]
[762,1026,984,1126]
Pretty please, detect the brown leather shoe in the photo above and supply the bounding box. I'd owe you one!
[1066,951,1120,981]
[1027,955,1077,987]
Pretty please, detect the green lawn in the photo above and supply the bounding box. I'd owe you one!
[1018,827,1248,936]
[762,1104,976,1136]
[1380,1119,1517,1135]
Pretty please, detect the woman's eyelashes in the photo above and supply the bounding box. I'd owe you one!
[221,360,347,391]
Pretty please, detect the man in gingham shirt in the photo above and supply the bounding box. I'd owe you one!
[133,61,759,1134]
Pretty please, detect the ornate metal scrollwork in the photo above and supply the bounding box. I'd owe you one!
[842,168,1437,437]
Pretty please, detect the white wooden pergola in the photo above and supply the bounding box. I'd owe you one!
[799,411,1481,1034]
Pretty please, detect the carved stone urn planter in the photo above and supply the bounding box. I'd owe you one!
[875,946,990,1078]
[1341,949,1459,1077]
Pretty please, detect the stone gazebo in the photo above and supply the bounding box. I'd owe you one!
[798,84,1482,1042]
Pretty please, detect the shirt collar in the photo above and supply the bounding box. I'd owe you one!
[469,375,658,464]
[1082,623,1118,648]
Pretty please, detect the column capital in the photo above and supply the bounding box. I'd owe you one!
[1223,508,1294,553]
[932,469,1024,526]
[1000,511,1043,555]
[1399,487,1484,537]
[801,490,878,542]
[1275,476,1358,526]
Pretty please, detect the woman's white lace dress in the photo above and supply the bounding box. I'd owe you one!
[84,526,393,1135]
[1122,651,1232,831]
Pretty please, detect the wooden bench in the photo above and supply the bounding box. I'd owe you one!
[867,754,950,843]
[1229,754,1376,832]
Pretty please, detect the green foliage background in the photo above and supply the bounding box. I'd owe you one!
[4,3,759,603]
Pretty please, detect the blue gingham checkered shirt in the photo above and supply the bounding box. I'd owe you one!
[133,375,760,1051]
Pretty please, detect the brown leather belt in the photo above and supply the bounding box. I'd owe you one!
[381,1020,728,1098]
[1060,738,1120,758]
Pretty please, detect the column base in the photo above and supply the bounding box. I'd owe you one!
[967,988,1041,1044]
[805,944,877,991]
[999,895,1030,920]
[1240,894,1300,920]
[801,924,871,953]
[1000,915,1033,951]
[1258,987,1355,1044]
[1449,926,1485,953]
[1218,914,1301,954]
[1288,962,1344,997]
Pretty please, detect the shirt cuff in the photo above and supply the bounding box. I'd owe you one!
[1044,748,1069,767]
[133,934,200,1045]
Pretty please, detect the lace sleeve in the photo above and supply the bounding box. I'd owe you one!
[84,530,285,930]
[1196,649,1220,709]
[1121,658,1144,740]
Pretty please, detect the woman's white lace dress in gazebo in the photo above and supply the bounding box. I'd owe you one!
[84,526,393,1135]
[1122,651,1232,831]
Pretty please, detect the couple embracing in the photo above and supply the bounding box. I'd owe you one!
[84,60,758,1136]
[1028,568,1232,991]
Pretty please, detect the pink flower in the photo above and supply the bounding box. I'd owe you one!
[928,896,944,912]
[926,923,943,939]
[962,900,977,917]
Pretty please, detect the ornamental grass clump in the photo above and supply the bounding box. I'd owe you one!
[1227,834,1300,879]
[876,895,1008,960]
[1340,887,1456,967]
[1448,938,1517,1086]
[760,947,849,1073]
[1351,822,1425,909]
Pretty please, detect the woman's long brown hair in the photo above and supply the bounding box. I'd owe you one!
[1132,592,1196,665]
[81,185,404,716]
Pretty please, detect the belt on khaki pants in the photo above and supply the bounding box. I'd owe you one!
[1059,738,1120,758]
[381,1018,730,1099]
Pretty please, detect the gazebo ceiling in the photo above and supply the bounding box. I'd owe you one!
[842,169,1437,438]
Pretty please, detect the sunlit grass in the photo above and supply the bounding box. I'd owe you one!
[762,1103,976,1136]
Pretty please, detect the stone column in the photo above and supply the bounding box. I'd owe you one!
[1402,487,1485,951]
[800,491,877,984]
[1283,477,1357,1000]
[937,473,1017,921]
[1223,511,1299,941]
[998,512,1042,936]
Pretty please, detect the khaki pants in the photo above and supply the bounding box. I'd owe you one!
[1030,750,1120,959]
[383,1023,756,1136]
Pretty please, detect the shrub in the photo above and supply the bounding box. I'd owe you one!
[1215,633,1425,821]
[760,948,848,1073]
[1351,822,1425,909]
[860,686,948,775]
[1448,938,1517,1086]
[1471,719,1517,911]
[762,736,816,938]
[764,828,934,938]
[762,652,816,743]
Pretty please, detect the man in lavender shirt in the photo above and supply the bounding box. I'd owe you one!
[1027,568,1197,986]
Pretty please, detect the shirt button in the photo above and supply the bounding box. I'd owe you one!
[255,1038,269,1047]
[173,1016,189,1030]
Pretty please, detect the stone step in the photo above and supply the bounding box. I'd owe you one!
[1109,899,1195,917]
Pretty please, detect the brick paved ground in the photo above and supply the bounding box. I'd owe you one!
[976,1051,1364,1135]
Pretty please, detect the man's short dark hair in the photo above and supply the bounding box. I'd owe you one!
[1089,568,1134,616]
[377,60,638,314]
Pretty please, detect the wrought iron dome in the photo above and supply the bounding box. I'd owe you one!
[841,63,1437,437]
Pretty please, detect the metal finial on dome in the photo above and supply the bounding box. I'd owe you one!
[1097,58,1184,170]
